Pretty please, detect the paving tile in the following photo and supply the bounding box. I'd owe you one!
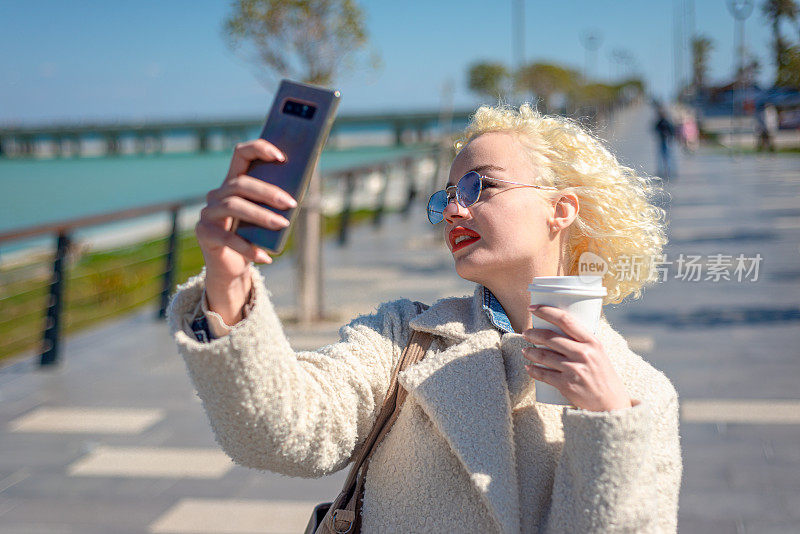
[681,400,800,424]
[740,520,800,534]
[7,407,164,434]
[0,470,31,494]
[676,516,741,534]
[225,468,348,502]
[1,471,178,500]
[777,490,800,521]
[679,489,790,523]
[0,497,173,531]
[148,499,317,534]
[0,524,74,534]
[67,446,233,479]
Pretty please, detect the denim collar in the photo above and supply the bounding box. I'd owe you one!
[481,286,514,334]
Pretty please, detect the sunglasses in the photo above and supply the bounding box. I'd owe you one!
[426,170,558,224]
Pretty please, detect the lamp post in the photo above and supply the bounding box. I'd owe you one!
[580,30,603,82]
[726,0,754,153]
[580,30,603,122]
[512,0,525,102]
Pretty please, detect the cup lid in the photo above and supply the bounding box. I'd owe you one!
[529,275,607,296]
[528,285,607,297]
[531,275,603,287]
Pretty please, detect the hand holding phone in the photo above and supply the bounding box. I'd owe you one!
[194,80,340,325]
[232,80,340,254]
[194,139,297,324]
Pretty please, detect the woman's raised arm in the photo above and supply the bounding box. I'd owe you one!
[167,264,420,478]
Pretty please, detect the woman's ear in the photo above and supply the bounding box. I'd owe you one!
[550,193,579,233]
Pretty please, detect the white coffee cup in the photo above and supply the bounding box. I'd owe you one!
[528,275,607,406]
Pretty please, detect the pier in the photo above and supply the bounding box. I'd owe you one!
[0,109,473,158]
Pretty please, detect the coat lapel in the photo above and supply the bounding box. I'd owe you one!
[400,287,521,534]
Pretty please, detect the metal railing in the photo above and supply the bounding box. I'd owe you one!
[0,199,202,367]
[0,149,440,368]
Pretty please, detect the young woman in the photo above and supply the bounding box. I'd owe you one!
[168,103,681,533]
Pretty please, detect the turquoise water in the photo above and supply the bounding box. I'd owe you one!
[0,145,431,256]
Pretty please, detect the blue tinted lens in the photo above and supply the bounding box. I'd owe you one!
[457,171,481,207]
[427,190,448,224]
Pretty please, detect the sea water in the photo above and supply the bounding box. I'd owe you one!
[0,144,430,258]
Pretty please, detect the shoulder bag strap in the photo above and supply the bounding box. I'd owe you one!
[319,302,433,534]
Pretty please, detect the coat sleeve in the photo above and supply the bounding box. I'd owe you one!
[166,264,418,478]
[541,376,682,533]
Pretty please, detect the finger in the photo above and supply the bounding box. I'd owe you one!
[220,175,297,210]
[203,196,291,230]
[525,362,562,386]
[522,328,583,360]
[226,139,286,181]
[196,220,273,263]
[522,346,566,370]
[529,305,593,343]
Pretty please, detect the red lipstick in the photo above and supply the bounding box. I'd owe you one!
[448,227,481,252]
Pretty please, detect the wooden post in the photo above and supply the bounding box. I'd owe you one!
[297,169,323,325]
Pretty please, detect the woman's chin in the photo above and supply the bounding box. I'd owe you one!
[453,253,489,281]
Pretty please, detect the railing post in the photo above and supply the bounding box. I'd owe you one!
[372,165,389,228]
[430,143,449,198]
[338,172,355,246]
[40,232,70,367]
[158,206,180,319]
[402,158,417,218]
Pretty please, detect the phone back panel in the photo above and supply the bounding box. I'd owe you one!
[234,80,340,253]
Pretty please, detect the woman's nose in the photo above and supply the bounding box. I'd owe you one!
[443,198,471,223]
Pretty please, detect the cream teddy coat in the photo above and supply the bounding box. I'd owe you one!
[167,264,682,533]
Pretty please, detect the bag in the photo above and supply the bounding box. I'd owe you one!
[304,303,432,534]
[306,503,332,533]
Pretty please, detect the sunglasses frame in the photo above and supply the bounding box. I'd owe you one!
[427,171,558,224]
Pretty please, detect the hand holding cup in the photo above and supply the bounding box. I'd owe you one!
[522,305,633,412]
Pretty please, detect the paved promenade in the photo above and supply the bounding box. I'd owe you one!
[1,105,799,533]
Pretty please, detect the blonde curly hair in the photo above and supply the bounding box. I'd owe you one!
[454,103,668,305]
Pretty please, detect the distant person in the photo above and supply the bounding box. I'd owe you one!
[168,103,682,532]
[679,110,699,154]
[756,103,778,152]
[654,106,676,180]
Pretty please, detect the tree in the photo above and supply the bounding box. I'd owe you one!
[779,45,800,87]
[515,62,579,112]
[762,0,799,87]
[691,35,714,90]
[222,0,373,86]
[467,62,509,101]
[222,0,375,324]
[738,54,762,86]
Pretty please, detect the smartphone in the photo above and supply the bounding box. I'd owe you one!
[231,79,341,254]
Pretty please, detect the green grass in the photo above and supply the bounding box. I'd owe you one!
[705,145,800,156]
[0,207,391,363]
[698,131,800,156]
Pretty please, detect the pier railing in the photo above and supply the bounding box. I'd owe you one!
[0,148,441,367]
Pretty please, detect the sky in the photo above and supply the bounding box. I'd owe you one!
[0,0,779,126]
